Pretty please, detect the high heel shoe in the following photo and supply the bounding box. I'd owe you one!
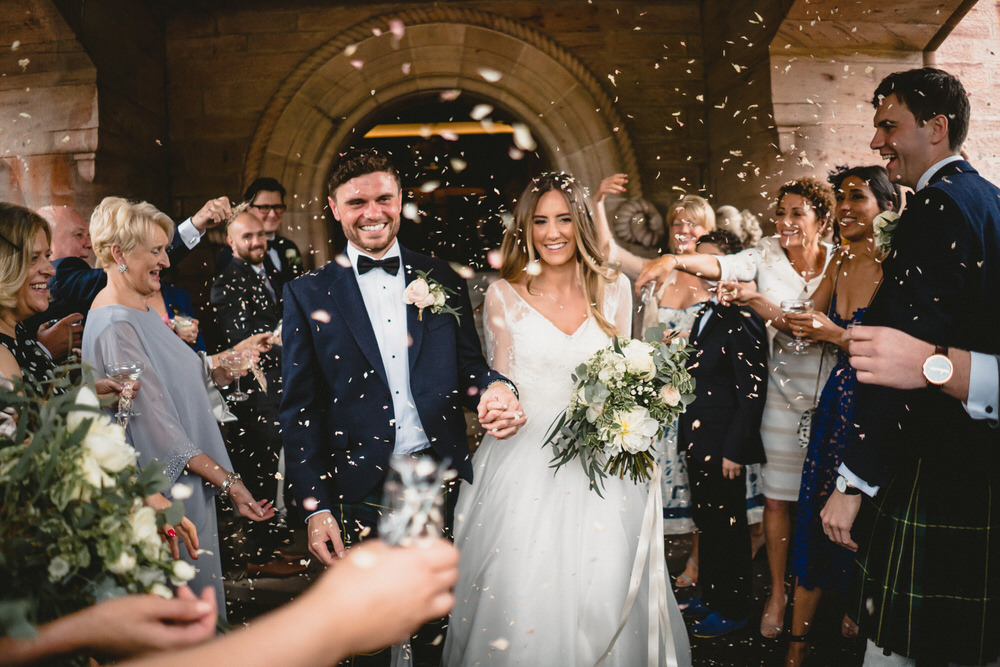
[760,592,787,639]
[674,556,698,588]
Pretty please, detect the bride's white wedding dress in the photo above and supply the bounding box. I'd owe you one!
[443,276,691,667]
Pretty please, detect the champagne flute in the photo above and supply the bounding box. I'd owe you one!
[780,299,815,355]
[104,360,145,426]
[221,349,253,402]
[378,454,450,546]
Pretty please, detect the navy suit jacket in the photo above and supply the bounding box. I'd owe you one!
[679,302,768,465]
[847,160,1000,494]
[279,245,503,509]
[216,233,303,296]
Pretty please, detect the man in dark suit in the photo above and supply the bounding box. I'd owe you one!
[280,148,523,666]
[821,68,1000,665]
[210,210,305,578]
[216,178,303,294]
[676,231,768,639]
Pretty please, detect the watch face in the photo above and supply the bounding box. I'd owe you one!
[836,476,847,493]
[923,355,953,385]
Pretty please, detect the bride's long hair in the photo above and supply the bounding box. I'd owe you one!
[499,172,618,336]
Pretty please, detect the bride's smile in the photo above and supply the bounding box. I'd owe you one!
[531,190,577,267]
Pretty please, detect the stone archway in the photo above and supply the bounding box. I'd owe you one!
[244,7,640,263]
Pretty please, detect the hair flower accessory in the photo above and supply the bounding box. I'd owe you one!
[872,210,901,254]
[403,270,460,323]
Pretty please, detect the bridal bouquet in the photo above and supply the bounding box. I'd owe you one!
[0,375,193,641]
[545,324,695,496]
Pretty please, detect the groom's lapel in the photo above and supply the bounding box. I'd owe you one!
[326,263,389,387]
[402,247,425,371]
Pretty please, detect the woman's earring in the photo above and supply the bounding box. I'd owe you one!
[118,263,128,274]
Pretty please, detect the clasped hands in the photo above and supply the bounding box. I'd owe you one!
[477,383,526,439]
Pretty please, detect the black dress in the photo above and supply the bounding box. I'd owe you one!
[0,326,60,393]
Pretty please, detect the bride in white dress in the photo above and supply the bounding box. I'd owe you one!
[444,173,690,667]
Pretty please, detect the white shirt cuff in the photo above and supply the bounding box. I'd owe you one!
[963,351,999,425]
[837,463,879,497]
[177,218,202,249]
[305,508,332,524]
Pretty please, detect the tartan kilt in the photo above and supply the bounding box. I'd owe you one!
[848,454,1000,665]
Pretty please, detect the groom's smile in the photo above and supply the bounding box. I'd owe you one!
[330,170,402,259]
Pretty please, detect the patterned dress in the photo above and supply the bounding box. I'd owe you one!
[0,326,60,393]
[791,294,863,593]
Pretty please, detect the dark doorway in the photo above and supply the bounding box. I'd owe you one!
[328,92,549,270]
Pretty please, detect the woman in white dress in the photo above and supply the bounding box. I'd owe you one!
[444,173,690,667]
[636,177,836,638]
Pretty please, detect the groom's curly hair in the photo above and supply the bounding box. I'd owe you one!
[327,148,402,198]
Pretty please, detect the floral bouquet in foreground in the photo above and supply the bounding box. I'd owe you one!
[545,324,695,496]
[0,375,193,641]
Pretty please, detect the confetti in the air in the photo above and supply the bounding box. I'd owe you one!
[478,68,502,83]
[470,104,493,121]
[512,124,536,151]
[311,310,331,323]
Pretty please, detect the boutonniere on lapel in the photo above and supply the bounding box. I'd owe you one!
[285,248,302,267]
[403,270,461,323]
[872,210,900,254]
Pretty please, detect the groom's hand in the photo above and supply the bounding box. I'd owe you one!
[308,511,346,565]
[477,385,526,439]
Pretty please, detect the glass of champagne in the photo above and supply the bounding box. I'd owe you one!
[104,359,145,425]
[780,299,815,355]
[378,454,451,546]
[221,349,253,402]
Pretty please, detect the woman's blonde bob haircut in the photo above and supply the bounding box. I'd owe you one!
[498,172,618,337]
[90,197,175,269]
[0,203,51,311]
[666,194,716,253]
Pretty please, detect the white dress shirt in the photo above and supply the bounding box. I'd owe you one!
[346,242,429,456]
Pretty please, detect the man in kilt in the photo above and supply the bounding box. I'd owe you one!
[821,68,1000,665]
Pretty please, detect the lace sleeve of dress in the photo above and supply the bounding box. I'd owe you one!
[86,319,202,483]
[606,273,634,337]
[482,280,515,376]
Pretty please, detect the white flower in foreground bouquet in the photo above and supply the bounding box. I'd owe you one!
[623,340,656,380]
[610,407,659,454]
[660,384,681,407]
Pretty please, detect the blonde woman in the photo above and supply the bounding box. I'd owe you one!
[82,197,275,616]
[444,173,690,666]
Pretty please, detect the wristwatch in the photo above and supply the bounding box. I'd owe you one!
[488,379,519,400]
[922,345,953,387]
[836,475,862,495]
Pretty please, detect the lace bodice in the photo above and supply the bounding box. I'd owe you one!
[483,275,632,412]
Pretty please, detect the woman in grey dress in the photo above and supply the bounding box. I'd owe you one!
[82,197,275,617]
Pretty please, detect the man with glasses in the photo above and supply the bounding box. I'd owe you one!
[217,178,303,296]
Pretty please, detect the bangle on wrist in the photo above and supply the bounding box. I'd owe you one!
[219,471,241,500]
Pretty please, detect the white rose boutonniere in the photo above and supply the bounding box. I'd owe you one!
[403,269,461,323]
[872,210,901,254]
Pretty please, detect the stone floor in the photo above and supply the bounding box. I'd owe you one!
[221,524,865,666]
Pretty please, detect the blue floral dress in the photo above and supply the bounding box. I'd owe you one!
[791,293,864,593]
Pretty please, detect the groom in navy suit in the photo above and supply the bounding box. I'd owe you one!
[280,149,524,575]
[821,68,1000,665]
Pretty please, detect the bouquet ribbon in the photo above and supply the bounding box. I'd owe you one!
[593,461,681,667]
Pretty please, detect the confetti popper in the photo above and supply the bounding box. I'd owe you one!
[378,454,450,547]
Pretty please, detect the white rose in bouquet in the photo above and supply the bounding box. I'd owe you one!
[623,340,656,380]
[129,503,162,555]
[66,385,100,433]
[82,419,136,474]
[106,548,137,575]
[170,559,197,586]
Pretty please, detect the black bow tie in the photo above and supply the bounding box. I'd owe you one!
[357,255,400,275]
